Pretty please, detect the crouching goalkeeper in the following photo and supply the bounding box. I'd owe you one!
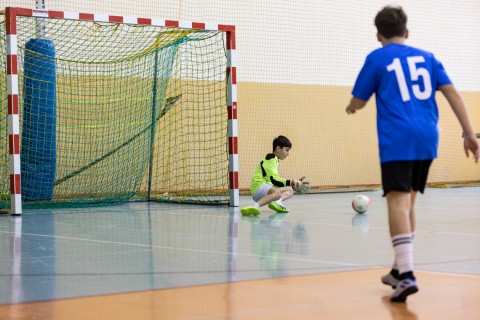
[241,135,310,216]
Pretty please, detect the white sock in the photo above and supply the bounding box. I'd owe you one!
[276,199,284,205]
[253,202,260,208]
[392,233,414,271]
[392,233,413,275]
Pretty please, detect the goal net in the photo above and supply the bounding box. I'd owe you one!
[1,8,238,213]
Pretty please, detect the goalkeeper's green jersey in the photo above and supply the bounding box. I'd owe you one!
[250,153,292,195]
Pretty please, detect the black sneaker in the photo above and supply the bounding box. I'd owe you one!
[390,278,418,302]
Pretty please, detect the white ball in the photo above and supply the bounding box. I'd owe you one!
[352,195,371,214]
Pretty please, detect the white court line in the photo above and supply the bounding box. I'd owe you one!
[299,221,480,237]
[417,270,480,279]
[0,230,368,268]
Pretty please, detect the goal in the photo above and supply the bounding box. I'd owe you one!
[1,7,238,214]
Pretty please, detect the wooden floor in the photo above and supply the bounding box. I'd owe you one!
[1,187,479,319]
[1,269,479,319]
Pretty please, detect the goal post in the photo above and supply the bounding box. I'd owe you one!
[2,7,239,215]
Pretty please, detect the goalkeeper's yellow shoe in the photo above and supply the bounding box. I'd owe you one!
[241,206,261,216]
[268,202,289,213]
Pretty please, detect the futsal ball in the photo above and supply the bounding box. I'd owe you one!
[352,195,371,214]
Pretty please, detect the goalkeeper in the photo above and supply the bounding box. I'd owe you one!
[241,135,310,216]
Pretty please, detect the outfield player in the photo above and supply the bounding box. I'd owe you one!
[241,135,309,216]
[346,5,479,302]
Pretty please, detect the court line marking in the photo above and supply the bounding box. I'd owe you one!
[296,220,480,237]
[0,230,369,268]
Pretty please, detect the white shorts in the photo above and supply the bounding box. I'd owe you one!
[252,184,273,202]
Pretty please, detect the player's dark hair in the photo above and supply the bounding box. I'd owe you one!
[374,5,407,39]
[272,135,292,151]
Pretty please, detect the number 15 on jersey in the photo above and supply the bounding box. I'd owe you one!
[387,56,432,102]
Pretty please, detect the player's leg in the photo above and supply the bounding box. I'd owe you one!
[381,162,406,287]
[389,160,432,302]
[383,188,417,289]
[409,158,432,230]
[241,185,278,216]
[387,191,414,274]
[387,190,418,302]
[387,191,412,235]
[267,186,293,213]
[409,190,417,233]
[258,188,282,206]
[379,161,419,302]
[278,186,294,202]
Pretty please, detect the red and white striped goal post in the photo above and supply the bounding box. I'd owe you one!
[4,7,238,215]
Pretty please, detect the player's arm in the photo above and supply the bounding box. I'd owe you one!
[346,97,367,114]
[262,156,310,193]
[439,84,479,162]
[461,132,480,138]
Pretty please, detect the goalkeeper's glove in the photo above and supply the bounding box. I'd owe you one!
[291,176,310,194]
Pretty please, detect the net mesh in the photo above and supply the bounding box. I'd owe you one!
[0,15,230,209]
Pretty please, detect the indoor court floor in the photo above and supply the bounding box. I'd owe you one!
[0,187,479,319]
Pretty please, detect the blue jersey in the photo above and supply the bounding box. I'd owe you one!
[352,43,452,163]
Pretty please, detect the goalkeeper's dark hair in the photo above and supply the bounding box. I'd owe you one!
[375,5,407,39]
[272,135,292,151]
